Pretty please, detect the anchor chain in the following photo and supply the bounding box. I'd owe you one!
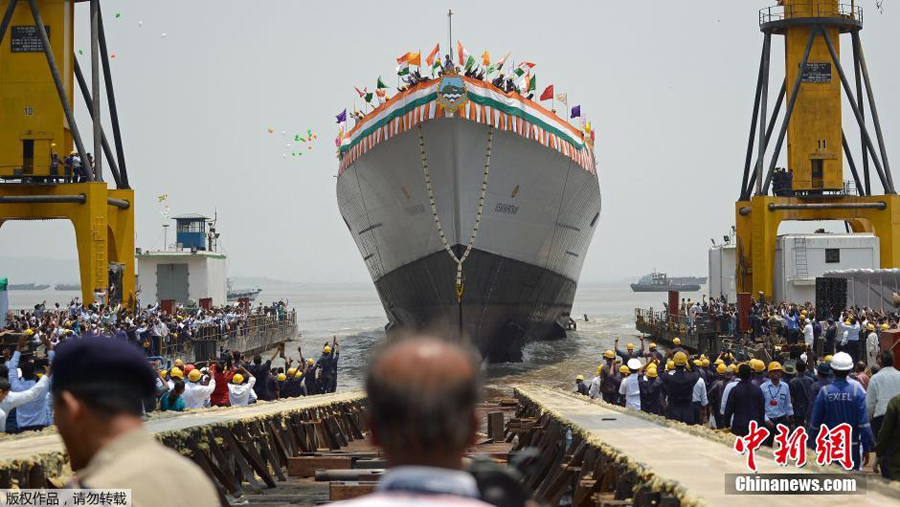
[417,124,493,302]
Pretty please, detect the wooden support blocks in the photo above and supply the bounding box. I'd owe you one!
[487,411,505,442]
[287,456,353,477]
[329,481,378,501]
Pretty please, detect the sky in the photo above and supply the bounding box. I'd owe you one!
[1,0,899,284]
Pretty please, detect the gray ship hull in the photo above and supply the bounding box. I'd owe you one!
[336,112,601,361]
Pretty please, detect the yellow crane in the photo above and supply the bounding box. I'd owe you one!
[735,0,898,299]
[0,0,134,305]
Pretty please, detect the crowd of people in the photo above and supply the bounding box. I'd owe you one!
[1,298,292,357]
[670,295,887,368]
[574,333,900,478]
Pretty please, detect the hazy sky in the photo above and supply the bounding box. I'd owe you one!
[1,0,898,284]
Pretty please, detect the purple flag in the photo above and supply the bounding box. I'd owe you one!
[570,105,581,119]
[336,109,347,123]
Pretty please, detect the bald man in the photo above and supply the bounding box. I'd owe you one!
[336,336,492,506]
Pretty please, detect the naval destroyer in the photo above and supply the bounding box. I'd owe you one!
[336,67,601,362]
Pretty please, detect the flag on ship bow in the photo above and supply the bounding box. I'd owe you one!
[540,85,554,101]
[336,109,347,123]
[426,43,440,69]
[570,105,581,119]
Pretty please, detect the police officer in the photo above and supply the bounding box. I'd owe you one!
[808,352,873,470]
[659,351,700,424]
[51,337,218,506]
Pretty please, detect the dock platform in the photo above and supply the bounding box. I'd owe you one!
[513,385,899,506]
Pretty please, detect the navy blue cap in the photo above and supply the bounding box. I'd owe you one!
[51,337,156,397]
[816,362,832,375]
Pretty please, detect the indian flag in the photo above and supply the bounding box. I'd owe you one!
[513,61,535,78]
[426,43,440,67]
[457,40,473,68]
[397,52,411,76]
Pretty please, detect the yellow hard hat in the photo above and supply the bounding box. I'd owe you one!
[673,337,681,346]
[666,360,674,371]
[24,329,34,336]
[881,323,890,330]
[174,359,184,368]
[701,358,710,367]
[716,363,727,374]
[646,367,658,378]
[159,369,167,376]
[170,367,184,379]
[824,355,833,363]
[801,310,807,316]
[287,367,297,377]
[751,359,765,372]
[306,358,315,366]
[323,345,332,354]
[673,351,688,366]
[619,365,630,374]
[844,320,851,326]
[603,349,615,359]
[693,359,703,367]
[726,364,736,373]
[867,324,875,331]
[188,369,202,382]
[714,358,725,365]
[232,373,244,384]
[649,342,657,349]
[768,361,783,372]
[294,369,304,378]
[627,343,634,350]
[576,374,585,381]
[277,373,287,382]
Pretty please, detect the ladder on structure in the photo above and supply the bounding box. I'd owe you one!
[793,237,809,279]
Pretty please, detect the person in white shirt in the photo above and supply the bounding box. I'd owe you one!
[227,369,256,407]
[866,351,900,438]
[802,319,814,348]
[588,367,601,399]
[0,374,51,431]
[182,369,216,409]
[692,361,709,426]
[866,325,880,368]
[618,359,642,411]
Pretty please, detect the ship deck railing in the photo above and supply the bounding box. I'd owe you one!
[159,310,297,359]
[635,308,732,337]
[759,2,863,26]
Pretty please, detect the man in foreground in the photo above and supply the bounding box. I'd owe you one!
[51,337,218,506]
[336,336,493,506]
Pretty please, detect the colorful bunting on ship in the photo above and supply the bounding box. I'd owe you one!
[540,85,554,101]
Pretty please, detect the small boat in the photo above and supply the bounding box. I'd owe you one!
[631,272,700,292]
[8,283,50,291]
[55,283,81,291]
[226,280,262,302]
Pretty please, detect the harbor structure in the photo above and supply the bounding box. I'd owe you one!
[136,214,227,307]
[337,66,600,362]
[735,0,900,300]
[0,0,135,306]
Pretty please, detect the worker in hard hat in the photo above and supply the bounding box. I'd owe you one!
[658,351,701,425]
[638,364,665,416]
[303,356,319,395]
[866,323,880,369]
[182,367,216,410]
[614,337,644,363]
[708,363,733,429]
[316,336,341,394]
[724,363,766,437]
[838,314,862,365]
[598,350,619,404]
[575,375,589,396]
[227,367,256,407]
[644,341,664,364]
[750,358,767,388]
[789,360,815,431]
[760,362,794,439]
[691,359,709,426]
[809,351,873,470]
[282,366,306,398]
[248,344,285,402]
[618,359,643,410]
[167,366,184,390]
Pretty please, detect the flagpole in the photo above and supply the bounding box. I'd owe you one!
[447,10,453,57]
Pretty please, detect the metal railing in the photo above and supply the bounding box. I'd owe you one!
[759,2,863,25]
[160,310,297,358]
[635,307,733,336]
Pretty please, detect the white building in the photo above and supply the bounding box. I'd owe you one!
[708,243,737,301]
[773,233,879,304]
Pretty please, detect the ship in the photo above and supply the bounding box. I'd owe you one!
[336,67,601,362]
[226,279,262,302]
[8,283,50,291]
[55,283,80,291]
[630,272,701,293]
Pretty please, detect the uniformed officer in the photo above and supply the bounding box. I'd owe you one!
[51,337,219,506]
[808,351,873,470]
[659,351,700,424]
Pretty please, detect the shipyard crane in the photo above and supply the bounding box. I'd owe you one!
[0,0,134,305]
[735,0,898,299]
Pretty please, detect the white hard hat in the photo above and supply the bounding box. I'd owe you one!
[829,352,853,372]
[627,358,642,371]
[800,352,808,363]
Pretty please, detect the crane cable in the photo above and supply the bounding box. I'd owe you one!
[417,124,493,302]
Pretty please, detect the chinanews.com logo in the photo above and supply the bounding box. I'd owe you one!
[727,421,867,495]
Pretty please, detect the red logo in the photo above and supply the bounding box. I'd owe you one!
[773,424,808,467]
[814,423,854,470]
[733,420,770,472]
